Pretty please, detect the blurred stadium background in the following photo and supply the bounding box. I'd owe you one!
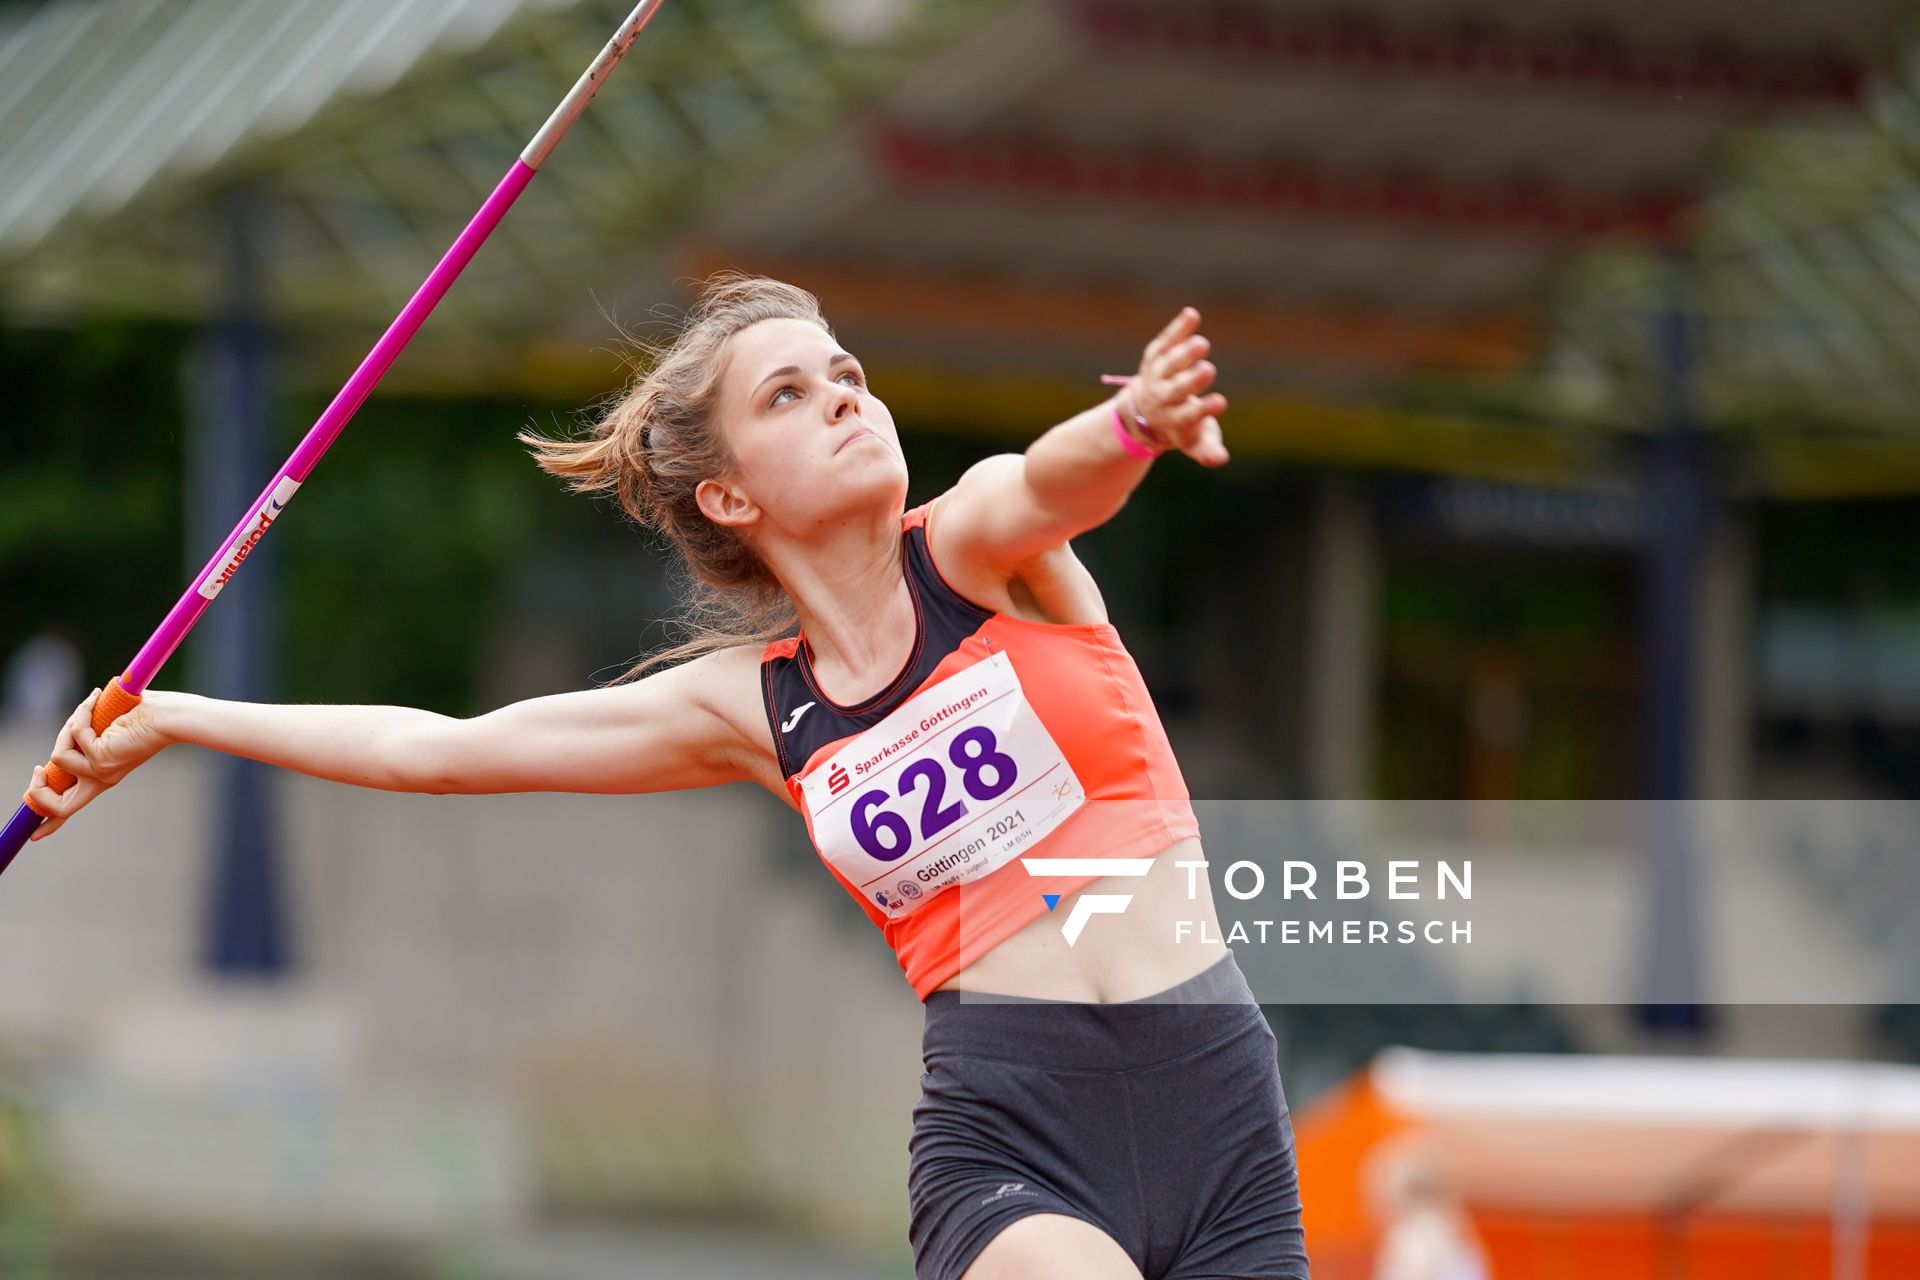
[3,0,1920,1276]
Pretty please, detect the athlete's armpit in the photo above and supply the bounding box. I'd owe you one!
[1002,543,1108,629]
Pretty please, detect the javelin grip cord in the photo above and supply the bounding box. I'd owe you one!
[2,0,670,873]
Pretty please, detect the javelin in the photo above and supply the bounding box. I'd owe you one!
[3,0,672,872]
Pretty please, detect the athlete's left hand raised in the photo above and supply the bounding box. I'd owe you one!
[1133,307,1230,467]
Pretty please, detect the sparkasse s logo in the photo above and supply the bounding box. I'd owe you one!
[1021,858,1154,946]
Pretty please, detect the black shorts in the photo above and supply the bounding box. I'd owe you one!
[908,950,1311,1279]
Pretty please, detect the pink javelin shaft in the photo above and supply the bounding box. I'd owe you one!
[4,0,669,870]
[124,161,536,688]
[130,0,669,689]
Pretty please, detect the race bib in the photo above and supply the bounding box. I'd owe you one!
[800,650,1085,919]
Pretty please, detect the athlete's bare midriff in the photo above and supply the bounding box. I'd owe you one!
[931,836,1229,1002]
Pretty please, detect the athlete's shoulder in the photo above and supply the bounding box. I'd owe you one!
[689,641,780,717]
[908,466,1018,614]
[944,452,1026,513]
[675,644,788,795]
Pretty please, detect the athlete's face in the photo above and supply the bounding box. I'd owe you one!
[705,317,908,537]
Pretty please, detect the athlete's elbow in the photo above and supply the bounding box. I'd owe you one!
[381,715,472,795]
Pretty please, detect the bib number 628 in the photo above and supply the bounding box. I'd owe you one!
[850,726,1017,861]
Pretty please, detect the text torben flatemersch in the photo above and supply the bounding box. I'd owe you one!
[1171,859,1474,946]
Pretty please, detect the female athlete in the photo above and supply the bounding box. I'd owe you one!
[25,274,1310,1279]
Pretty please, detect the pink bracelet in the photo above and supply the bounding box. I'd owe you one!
[1099,374,1164,459]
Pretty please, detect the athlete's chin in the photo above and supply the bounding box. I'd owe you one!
[815,453,909,510]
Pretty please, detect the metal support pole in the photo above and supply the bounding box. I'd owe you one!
[1636,247,1709,1034]
[187,186,289,977]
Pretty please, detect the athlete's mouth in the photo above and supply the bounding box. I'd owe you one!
[835,427,877,455]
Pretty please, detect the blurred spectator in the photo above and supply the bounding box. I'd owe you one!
[1367,1135,1491,1280]
[3,631,82,730]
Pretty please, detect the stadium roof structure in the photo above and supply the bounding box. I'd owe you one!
[650,0,1920,492]
[0,0,994,354]
[8,0,1920,492]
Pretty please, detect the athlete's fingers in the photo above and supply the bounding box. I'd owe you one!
[62,688,99,745]
[50,719,77,768]
[25,768,66,838]
[73,719,127,783]
[1152,334,1210,382]
[1146,307,1197,359]
[1144,306,1199,364]
[25,765,89,838]
[1188,414,1230,467]
[26,808,63,837]
[47,701,86,780]
[50,741,93,782]
[24,766,60,835]
[1165,360,1216,401]
[29,764,70,816]
[1159,390,1228,432]
[1137,342,1210,431]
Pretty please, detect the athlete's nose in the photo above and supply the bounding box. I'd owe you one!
[827,377,858,420]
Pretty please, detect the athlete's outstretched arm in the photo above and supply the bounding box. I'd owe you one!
[935,306,1229,572]
[22,645,773,840]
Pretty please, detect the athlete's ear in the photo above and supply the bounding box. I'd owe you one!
[695,476,760,531]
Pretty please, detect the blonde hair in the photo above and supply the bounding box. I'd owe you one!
[519,272,830,678]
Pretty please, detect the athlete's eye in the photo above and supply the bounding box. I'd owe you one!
[770,369,862,409]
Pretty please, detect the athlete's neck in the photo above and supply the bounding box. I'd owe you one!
[763,505,913,704]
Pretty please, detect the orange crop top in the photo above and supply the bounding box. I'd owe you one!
[759,499,1200,1000]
